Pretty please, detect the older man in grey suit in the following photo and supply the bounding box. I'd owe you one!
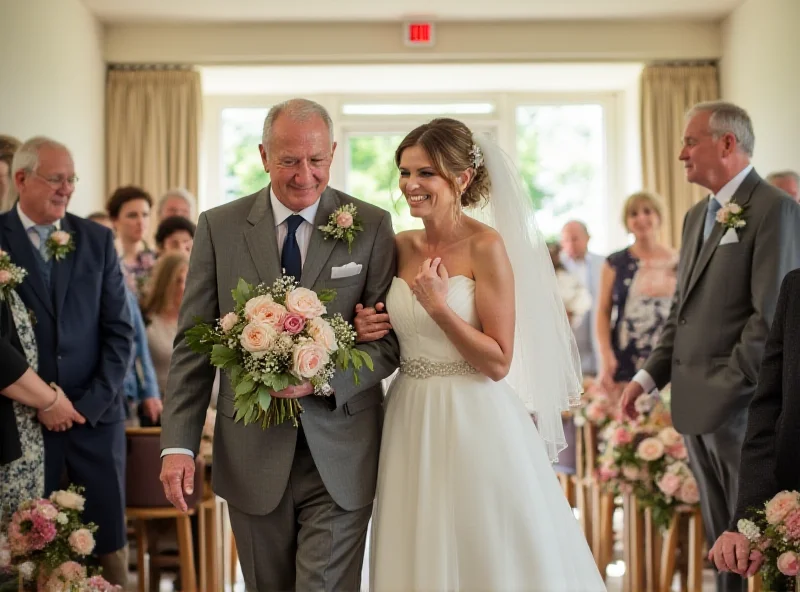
[621,101,800,592]
[159,99,399,591]
[560,220,604,376]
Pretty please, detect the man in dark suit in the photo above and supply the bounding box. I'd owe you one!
[0,137,133,586]
[709,269,800,578]
[620,101,800,592]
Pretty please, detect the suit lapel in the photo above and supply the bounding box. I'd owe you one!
[244,188,282,284]
[1,210,54,317]
[53,215,76,317]
[684,170,759,301]
[301,188,340,289]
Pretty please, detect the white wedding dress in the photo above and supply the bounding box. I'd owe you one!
[369,276,606,592]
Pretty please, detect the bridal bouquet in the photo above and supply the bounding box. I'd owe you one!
[185,276,373,428]
[737,490,800,591]
[595,394,700,529]
[0,486,119,591]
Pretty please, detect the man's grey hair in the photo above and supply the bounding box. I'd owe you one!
[686,100,755,157]
[11,136,70,177]
[562,219,590,237]
[766,170,800,185]
[157,187,197,219]
[261,98,334,156]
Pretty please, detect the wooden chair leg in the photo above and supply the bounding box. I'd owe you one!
[599,492,616,574]
[176,514,197,592]
[687,509,705,592]
[134,519,149,592]
[623,493,645,592]
[203,500,219,592]
[659,514,680,592]
[198,505,207,592]
[748,574,763,592]
[229,530,238,589]
[644,508,662,592]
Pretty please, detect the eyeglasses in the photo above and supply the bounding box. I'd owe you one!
[29,171,79,188]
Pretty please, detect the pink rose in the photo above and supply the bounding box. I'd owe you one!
[49,230,71,247]
[766,491,800,525]
[658,427,683,447]
[306,317,338,353]
[68,528,95,556]
[285,288,326,319]
[666,442,688,460]
[586,401,608,423]
[777,551,799,577]
[336,211,354,228]
[283,313,306,335]
[245,295,287,329]
[621,464,641,481]
[0,270,11,284]
[597,463,618,482]
[716,209,730,224]
[34,501,58,521]
[292,342,330,379]
[637,437,665,461]
[783,509,800,541]
[677,477,700,504]
[239,322,277,358]
[612,427,633,445]
[220,312,239,333]
[657,473,682,496]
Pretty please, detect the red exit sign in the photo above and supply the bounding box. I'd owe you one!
[404,22,435,47]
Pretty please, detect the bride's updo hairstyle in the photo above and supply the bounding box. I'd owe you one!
[395,118,491,209]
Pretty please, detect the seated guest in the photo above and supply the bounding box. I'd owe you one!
[0,135,21,212]
[107,185,156,300]
[155,215,195,257]
[709,269,800,584]
[156,188,196,223]
[144,253,188,397]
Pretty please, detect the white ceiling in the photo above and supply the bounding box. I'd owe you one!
[82,0,745,24]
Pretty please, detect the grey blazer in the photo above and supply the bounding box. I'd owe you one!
[160,187,400,514]
[642,169,800,435]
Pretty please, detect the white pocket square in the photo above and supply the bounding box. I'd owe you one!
[331,262,363,279]
[719,228,739,245]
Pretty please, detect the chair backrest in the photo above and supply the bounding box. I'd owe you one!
[125,427,204,509]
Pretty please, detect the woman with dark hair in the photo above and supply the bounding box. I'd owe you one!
[107,185,156,299]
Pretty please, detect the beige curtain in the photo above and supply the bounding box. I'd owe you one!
[106,68,201,202]
[640,65,719,248]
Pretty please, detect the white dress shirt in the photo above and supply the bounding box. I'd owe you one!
[632,164,754,394]
[162,189,322,458]
[16,202,62,248]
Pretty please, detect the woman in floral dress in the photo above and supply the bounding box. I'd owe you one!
[596,191,678,399]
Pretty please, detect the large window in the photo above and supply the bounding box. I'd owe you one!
[203,92,623,251]
[515,104,606,242]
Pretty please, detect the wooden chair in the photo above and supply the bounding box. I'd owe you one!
[125,427,206,592]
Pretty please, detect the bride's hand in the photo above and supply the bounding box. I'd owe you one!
[412,258,449,317]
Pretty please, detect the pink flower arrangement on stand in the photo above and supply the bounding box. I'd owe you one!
[0,486,119,591]
[595,393,700,529]
[737,490,800,591]
[573,381,618,431]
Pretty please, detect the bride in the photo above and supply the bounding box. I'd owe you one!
[357,118,606,591]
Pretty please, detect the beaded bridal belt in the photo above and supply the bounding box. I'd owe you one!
[399,358,479,379]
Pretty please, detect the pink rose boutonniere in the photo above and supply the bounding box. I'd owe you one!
[0,249,27,301]
[716,202,746,232]
[318,204,363,253]
[46,230,76,261]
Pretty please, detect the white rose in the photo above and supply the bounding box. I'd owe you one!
[636,437,665,461]
[50,490,85,511]
[657,427,683,447]
[50,230,71,246]
[244,295,274,321]
[728,203,742,214]
[239,322,277,358]
[306,317,338,353]
[18,561,35,580]
[292,342,330,378]
[285,288,326,319]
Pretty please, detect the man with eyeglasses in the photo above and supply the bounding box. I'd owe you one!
[0,137,134,586]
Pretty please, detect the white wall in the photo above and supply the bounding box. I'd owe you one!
[0,0,106,215]
[721,0,800,173]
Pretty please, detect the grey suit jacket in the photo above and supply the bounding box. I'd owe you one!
[642,169,800,435]
[562,252,604,375]
[160,186,400,514]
